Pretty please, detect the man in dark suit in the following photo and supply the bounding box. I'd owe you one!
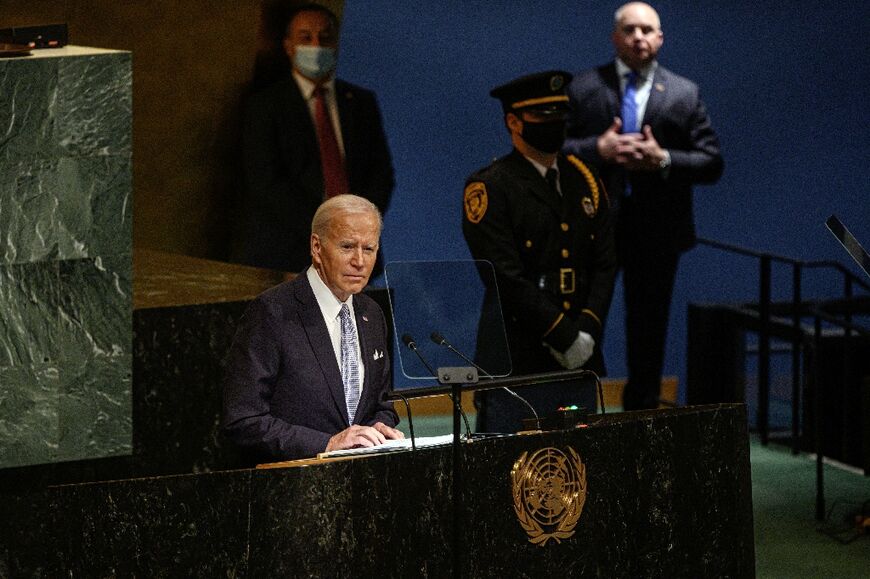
[223,194,403,463]
[563,2,723,411]
[232,3,394,273]
[463,71,617,433]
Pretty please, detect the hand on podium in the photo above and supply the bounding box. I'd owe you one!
[548,331,595,370]
[325,423,404,452]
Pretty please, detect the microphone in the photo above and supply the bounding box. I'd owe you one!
[401,333,471,438]
[401,333,418,350]
[429,331,492,378]
[429,331,540,426]
[430,331,477,368]
[401,333,437,378]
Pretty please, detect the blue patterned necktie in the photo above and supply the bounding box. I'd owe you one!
[339,303,360,423]
[621,71,639,133]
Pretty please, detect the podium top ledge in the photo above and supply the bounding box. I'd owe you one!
[5,45,128,60]
[133,248,288,310]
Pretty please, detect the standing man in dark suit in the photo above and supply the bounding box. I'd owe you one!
[463,71,617,433]
[232,3,394,273]
[223,194,403,463]
[563,2,723,411]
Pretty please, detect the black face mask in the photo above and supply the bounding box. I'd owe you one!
[521,120,567,154]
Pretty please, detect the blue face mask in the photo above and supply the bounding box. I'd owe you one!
[293,45,337,80]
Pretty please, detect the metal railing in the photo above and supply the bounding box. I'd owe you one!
[697,238,870,449]
[697,237,870,521]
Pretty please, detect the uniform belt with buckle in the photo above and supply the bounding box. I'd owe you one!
[559,268,575,294]
[537,268,575,295]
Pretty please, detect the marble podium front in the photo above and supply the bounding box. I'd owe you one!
[2,404,754,577]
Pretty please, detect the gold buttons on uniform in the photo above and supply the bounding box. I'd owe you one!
[590,234,595,240]
[561,222,569,231]
[563,301,571,311]
[525,240,533,248]
[561,249,569,258]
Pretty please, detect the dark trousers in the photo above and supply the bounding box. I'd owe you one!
[620,244,680,411]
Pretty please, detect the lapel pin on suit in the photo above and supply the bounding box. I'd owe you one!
[362,315,369,322]
[373,349,383,360]
[655,82,665,92]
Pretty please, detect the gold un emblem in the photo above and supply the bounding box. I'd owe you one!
[511,446,587,546]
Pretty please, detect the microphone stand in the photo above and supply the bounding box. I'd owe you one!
[431,332,543,427]
[402,335,472,439]
[400,333,476,578]
[391,392,415,452]
[436,365,477,579]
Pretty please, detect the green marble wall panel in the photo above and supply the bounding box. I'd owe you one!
[58,256,131,360]
[0,261,59,368]
[0,159,61,264]
[0,48,132,469]
[57,156,133,259]
[0,58,58,163]
[56,55,132,157]
[57,353,132,462]
[0,363,59,466]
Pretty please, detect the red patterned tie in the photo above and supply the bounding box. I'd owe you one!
[313,87,350,199]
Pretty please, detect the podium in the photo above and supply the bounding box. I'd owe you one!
[3,404,754,577]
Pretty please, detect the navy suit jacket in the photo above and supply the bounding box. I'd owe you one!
[221,273,398,463]
[232,77,395,271]
[564,62,723,253]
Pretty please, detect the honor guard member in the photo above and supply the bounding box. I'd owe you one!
[462,71,617,433]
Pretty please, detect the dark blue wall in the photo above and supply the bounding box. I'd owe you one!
[338,1,870,399]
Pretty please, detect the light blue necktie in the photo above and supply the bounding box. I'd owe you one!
[339,303,360,423]
[621,71,639,197]
[621,71,639,133]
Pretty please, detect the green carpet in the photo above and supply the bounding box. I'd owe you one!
[399,416,870,576]
[751,438,870,578]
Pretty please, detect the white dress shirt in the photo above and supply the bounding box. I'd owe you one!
[523,155,561,195]
[307,266,364,395]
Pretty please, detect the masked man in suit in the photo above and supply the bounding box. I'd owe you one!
[563,2,723,410]
[232,3,394,274]
[223,194,403,463]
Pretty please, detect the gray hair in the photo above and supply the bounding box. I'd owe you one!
[311,194,383,238]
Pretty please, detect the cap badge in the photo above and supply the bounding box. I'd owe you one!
[549,74,564,91]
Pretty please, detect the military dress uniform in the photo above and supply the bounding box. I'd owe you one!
[463,150,617,432]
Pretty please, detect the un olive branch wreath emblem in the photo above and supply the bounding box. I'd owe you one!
[511,446,587,546]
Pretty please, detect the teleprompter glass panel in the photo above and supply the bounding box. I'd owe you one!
[384,260,511,389]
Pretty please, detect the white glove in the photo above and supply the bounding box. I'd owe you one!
[547,331,595,370]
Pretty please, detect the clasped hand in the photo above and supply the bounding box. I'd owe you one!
[547,331,595,370]
[597,117,666,171]
[325,422,404,453]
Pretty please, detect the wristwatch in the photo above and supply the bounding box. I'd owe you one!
[659,150,672,170]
